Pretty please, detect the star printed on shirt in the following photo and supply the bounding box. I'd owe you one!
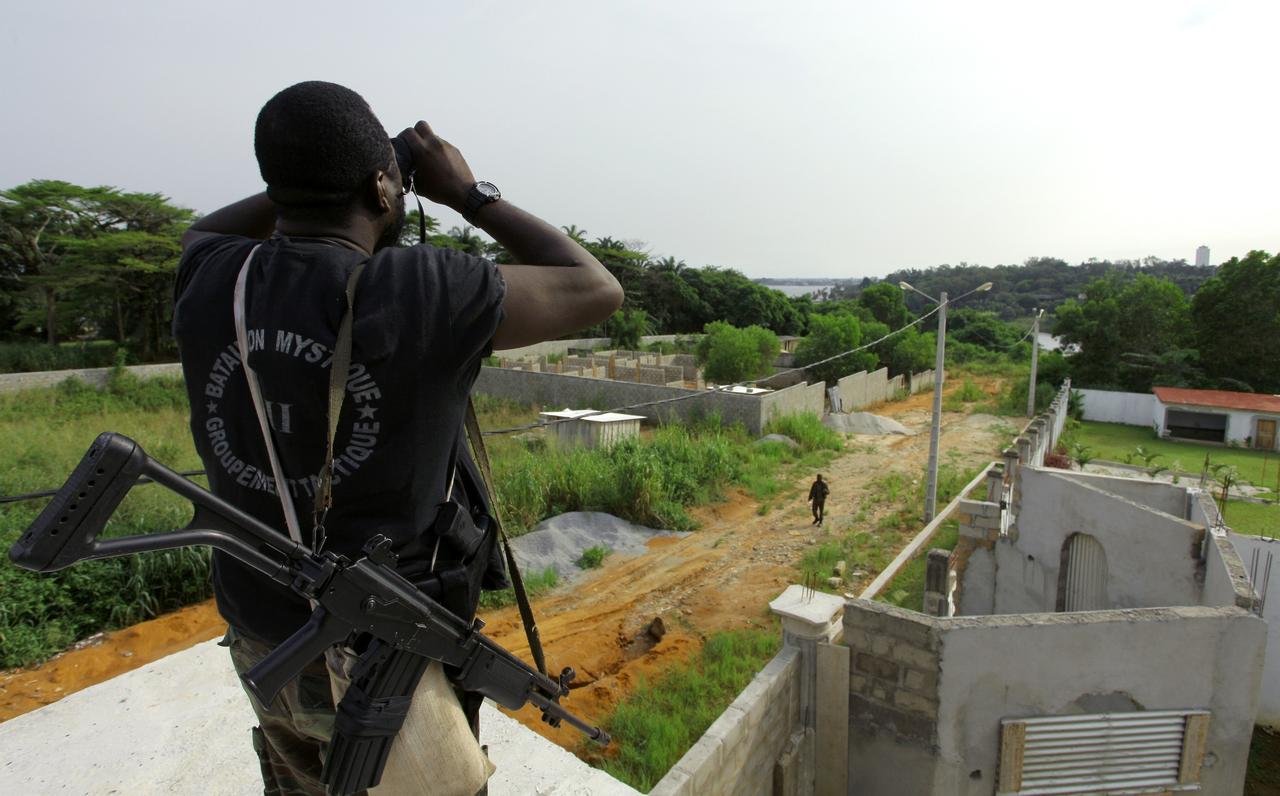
[206,401,219,414]
[357,405,378,420]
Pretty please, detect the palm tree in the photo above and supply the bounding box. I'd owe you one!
[446,225,487,257]
[560,224,588,244]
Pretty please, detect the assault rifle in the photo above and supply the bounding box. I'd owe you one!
[8,432,608,795]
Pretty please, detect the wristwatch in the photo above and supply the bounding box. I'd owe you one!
[462,181,501,224]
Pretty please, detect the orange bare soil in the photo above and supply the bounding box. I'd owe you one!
[1,380,1011,759]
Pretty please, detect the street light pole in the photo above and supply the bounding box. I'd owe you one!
[925,291,947,521]
[900,280,992,523]
[1026,309,1042,418]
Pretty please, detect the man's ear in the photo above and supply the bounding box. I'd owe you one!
[368,170,393,213]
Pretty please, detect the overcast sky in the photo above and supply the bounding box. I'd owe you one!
[2,1,1275,279]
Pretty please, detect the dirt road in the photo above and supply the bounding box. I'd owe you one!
[482,388,1013,748]
[0,385,1013,741]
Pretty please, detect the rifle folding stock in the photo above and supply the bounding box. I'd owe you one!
[9,432,609,781]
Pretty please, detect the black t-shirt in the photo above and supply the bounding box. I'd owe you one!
[173,233,506,644]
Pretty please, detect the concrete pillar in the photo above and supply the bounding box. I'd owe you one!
[770,585,846,796]
[985,463,1005,504]
[923,549,950,616]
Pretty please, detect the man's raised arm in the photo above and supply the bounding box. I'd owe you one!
[180,193,277,251]
[398,122,623,350]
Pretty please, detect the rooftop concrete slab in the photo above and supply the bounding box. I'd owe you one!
[0,639,638,795]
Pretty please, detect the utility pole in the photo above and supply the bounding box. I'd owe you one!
[900,281,991,523]
[1026,309,1042,417]
[925,291,947,522]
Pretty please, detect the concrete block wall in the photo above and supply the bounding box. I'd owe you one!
[838,599,1266,795]
[842,601,943,795]
[887,374,905,397]
[835,371,866,410]
[474,367,822,435]
[909,371,935,395]
[999,467,1209,613]
[1228,533,1280,728]
[933,606,1265,795]
[866,368,889,406]
[834,367,932,413]
[651,648,801,796]
[760,380,825,424]
[1077,388,1158,428]
[493,334,682,360]
[948,497,1002,616]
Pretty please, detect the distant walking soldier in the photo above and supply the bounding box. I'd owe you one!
[809,474,829,526]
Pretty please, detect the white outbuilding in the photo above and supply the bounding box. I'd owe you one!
[1153,387,1280,449]
[538,408,646,449]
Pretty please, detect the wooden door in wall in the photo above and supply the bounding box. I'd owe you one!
[1059,532,1108,612]
[1258,419,1277,450]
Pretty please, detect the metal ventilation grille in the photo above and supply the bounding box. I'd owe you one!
[999,710,1210,795]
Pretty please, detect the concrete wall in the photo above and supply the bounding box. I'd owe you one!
[1050,469,1190,519]
[474,366,822,435]
[1229,533,1280,727]
[998,467,1208,613]
[0,362,184,393]
[834,367,932,413]
[933,605,1265,795]
[651,648,801,796]
[760,380,825,424]
[493,334,682,359]
[842,601,944,794]
[1077,388,1157,427]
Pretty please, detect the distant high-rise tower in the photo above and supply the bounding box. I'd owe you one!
[1195,245,1210,267]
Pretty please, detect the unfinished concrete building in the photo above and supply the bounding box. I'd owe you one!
[650,382,1267,795]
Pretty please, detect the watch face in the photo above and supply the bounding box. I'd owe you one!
[475,181,500,199]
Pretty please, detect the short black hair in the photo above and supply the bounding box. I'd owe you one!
[255,81,393,208]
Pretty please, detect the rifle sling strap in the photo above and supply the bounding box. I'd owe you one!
[313,260,369,551]
[464,400,548,677]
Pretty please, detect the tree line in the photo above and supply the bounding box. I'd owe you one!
[1052,252,1280,394]
[3,179,1270,397]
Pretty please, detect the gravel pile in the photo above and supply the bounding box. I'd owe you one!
[822,412,917,436]
[509,512,689,581]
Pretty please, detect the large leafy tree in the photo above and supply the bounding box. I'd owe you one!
[1191,250,1280,394]
[1054,273,1193,391]
[0,181,114,342]
[696,321,779,384]
[857,282,912,328]
[608,308,649,350]
[795,312,878,385]
[0,181,190,349]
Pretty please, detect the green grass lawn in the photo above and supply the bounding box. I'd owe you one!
[877,519,960,611]
[1075,421,1278,488]
[1224,500,1280,537]
[1,376,845,669]
[583,628,781,791]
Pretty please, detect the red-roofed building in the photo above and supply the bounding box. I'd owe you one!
[1152,387,1280,449]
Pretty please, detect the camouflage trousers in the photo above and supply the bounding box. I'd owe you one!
[224,626,356,796]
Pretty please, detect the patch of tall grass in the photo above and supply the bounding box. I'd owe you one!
[3,373,840,666]
[0,375,208,668]
[587,628,781,791]
[797,465,979,594]
[878,519,960,610]
[492,413,842,535]
[477,567,560,610]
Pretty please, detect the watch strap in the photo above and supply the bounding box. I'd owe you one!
[462,182,500,224]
